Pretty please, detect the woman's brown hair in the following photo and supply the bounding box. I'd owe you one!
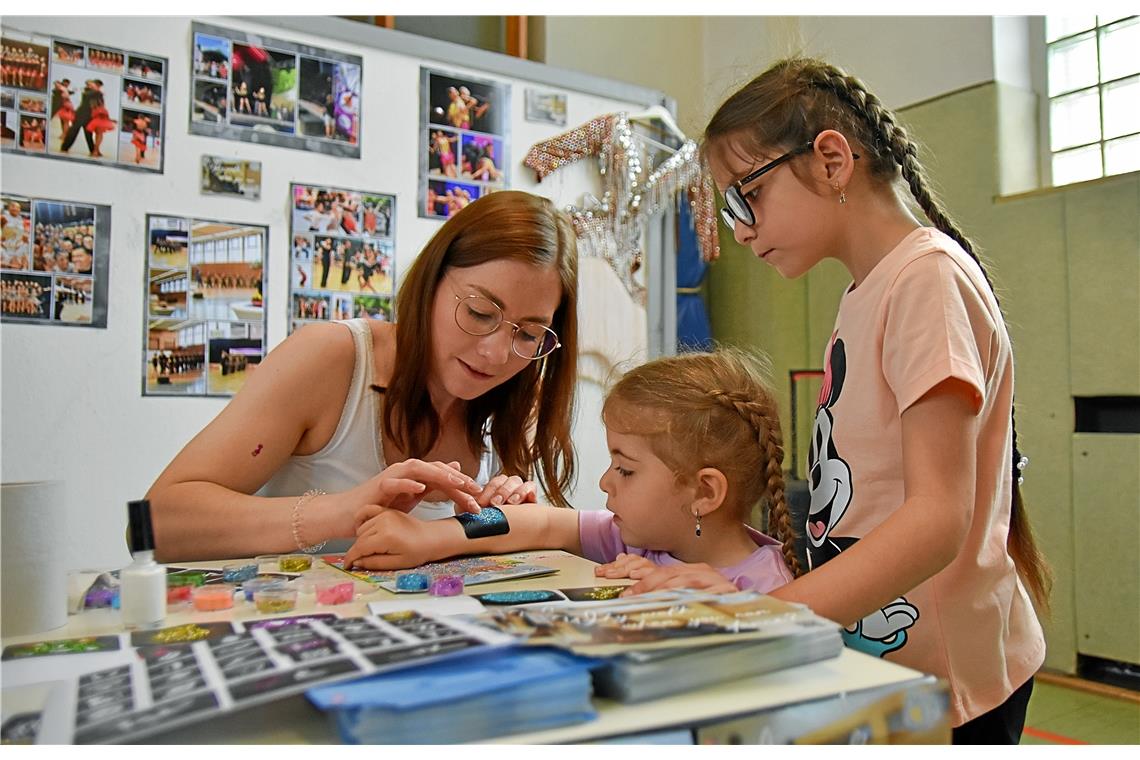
[602,348,802,577]
[383,190,578,509]
[703,57,1051,611]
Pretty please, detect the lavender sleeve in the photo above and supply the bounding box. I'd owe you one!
[725,545,795,594]
[577,510,645,565]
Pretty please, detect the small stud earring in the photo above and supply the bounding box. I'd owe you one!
[695,512,702,538]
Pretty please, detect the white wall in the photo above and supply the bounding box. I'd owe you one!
[1,15,652,570]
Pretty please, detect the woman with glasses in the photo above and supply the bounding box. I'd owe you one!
[623,58,1048,744]
[147,190,578,561]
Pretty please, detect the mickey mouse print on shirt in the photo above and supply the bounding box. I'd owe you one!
[806,332,920,658]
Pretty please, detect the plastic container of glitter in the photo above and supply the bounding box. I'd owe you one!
[254,586,298,614]
[241,576,287,602]
[314,576,355,606]
[428,575,464,597]
[191,583,235,611]
[254,555,279,573]
[221,562,258,583]
[278,554,313,573]
[395,572,430,592]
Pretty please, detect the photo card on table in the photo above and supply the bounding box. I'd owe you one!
[419,67,510,220]
[288,182,396,334]
[190,22,361,158]
[143,214,268,397]
[1,192,110,328]
[1,27,167,172]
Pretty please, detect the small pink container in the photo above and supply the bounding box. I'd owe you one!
[191,584,235,612]
[314,577,354,606]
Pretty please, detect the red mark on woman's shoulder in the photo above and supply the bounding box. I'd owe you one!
[252,444,263,457]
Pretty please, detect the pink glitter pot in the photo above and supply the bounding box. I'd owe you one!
[428,575,464,597]
[314,578,354,606]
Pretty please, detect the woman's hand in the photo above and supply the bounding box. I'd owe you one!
[474,474,538,508]
[619,562,738,597]
[594,552,656,580]
[344,506,457,570]
[350,459,483,531]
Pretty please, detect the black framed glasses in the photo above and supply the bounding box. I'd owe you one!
[720,141,861,229]
[453,293,561,360]
[719,141,816,229]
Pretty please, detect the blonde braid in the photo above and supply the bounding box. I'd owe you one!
[708,389,803,577]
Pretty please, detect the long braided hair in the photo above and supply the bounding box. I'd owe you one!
[702,57,1051,612]
[602,349,802,577]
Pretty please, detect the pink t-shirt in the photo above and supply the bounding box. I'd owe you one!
[577,509,793,594]
[806,227,1045,725]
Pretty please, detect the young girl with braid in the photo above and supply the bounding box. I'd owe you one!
[343,349,800,596]
[627,57,1049,744]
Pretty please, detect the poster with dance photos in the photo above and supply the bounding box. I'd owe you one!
[1,193,110,327]
[420,67,510,220]
[143,214,268,398]
[190,22,361,158]
[1,28,166,172]
[289,183,396,335]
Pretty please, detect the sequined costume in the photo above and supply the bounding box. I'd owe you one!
[523,112,720,301]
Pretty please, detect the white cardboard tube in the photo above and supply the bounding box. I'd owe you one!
[2,480,68,637]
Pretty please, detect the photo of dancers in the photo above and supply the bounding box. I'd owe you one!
[52,275,93,323]
[1,272,51,321]
[2,196,32,271]
[298,57,359,144]
[2,35,49,91]
[52,41,83,66]
[420,68,509,219]
[144,214,268,397]
[193,33,230,81]
[230,42,297,131]
[145,322,207,396]
[0,111,14,148]
[207,327,263,395]
[127,55,163,82]
[353,294,392,321]
[119,107,160,167]
[425,179,482,219]
[148,216,188,270]
[3,27,167,171]
[87,47,124,73]
[189,23,361,158]
[1,90,13,109]
[0,194,109,327]
[288,182,396,333]
[200,155,261,200]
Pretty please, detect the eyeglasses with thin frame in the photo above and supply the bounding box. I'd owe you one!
[452,292,561,361]
[719,141,859,229]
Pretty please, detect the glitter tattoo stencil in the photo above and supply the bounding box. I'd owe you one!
[12,613,513,744]
[321,554,557,593]
[455,505,509,539]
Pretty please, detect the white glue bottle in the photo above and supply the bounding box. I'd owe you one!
[120,499,166,629]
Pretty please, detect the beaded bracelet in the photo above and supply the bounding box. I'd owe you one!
[291,489,327,553]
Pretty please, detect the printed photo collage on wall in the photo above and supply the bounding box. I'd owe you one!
[190,22,362,158]
[420,67,510,219]
[1,29,167,171]
[289,183,396,334]
[1,194,110,327]
[143,214,268,397]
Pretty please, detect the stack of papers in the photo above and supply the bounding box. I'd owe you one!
[307,648,597,743]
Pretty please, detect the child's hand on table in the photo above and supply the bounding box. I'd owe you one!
[619,561,737,597]
[594,552,656,579]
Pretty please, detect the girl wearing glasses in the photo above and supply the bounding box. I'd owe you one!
[147,191,579,562]
[628,58,1048,744]
[343,349,799,599]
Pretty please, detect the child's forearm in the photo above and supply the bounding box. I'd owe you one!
[434,504,582,559]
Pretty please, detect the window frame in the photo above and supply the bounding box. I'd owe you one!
[1031,14,1140,187]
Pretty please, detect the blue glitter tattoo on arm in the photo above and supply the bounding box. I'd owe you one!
[453,506,510,539]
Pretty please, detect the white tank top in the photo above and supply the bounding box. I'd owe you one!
[258,318,498,552]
